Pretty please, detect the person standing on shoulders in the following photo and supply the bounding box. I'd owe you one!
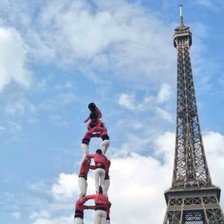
[84,103,105,128]
[87,149,106,194]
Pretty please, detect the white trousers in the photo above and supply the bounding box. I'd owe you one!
[106,220,111,224]
[81,143,89,158]
[104,179,110,197]
[94,210,107,224]
[100,140,110,155]
[78,177,87,198]
[95,168,105,193]
[74,217,84,224]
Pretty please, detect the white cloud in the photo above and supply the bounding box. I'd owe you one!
[32,216,72,224]
[33,219,52,224]
[109,152,170,224]
[30,211,50,220]
[26,28,56,62]
[118,92,154,111]
[157,83,171,103]
[131,121,145,130]
[51,173,78,201]
[30,211,70,224]
[203,131,224,155]
[39,92,76,112]
[203,131,224,187]
[35,0,175,84]
[0,27,31,91]
[118,93,136,110]
[196,0,213,8]
[5,97,36,116]
[155,106,173,122]
[124,133,152,153]
[154,131,175,159]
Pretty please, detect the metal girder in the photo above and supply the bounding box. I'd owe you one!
[163,13,224,224]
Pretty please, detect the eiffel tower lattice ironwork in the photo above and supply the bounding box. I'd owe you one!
[163,5,224,224]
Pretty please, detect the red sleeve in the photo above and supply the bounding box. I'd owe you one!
[81,159,87,166]
[105,159,111,172]
[87,154,94,159]
[84,194,96,200]
[77,197,89,204]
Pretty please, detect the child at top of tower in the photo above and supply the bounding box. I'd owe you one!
[84,103,105,127]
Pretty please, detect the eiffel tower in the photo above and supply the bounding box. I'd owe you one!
[163,5,224,224]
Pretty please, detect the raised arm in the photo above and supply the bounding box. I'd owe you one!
[84,115,90,123]
[83,194,96,200]
[86,154,94,159]
[84,205,96,210]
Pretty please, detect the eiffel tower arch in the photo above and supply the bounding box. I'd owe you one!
[163,5,224,224]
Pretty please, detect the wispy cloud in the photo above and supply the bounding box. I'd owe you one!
[155,106,174,122]
[157,83,171,103]
[118,92,153,111]
[196,0,213,8]
[26,0,175,84]
[118,92,154,111]
[51,173,77,201]
[0,27,31,91]
[4,96,36,116]
[31,216,72,224]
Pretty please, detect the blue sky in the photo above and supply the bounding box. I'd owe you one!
[0,0,224,223]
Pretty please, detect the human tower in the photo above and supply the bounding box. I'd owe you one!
[74,103,111,224]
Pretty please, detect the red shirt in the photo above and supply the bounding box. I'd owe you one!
[85,193,110,209]
[75,197,89,211]
[105,157,111,174]
[79,158,90,177]
[87,153,106,167]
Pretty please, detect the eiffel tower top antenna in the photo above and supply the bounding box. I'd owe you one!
[179,4,184,26]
